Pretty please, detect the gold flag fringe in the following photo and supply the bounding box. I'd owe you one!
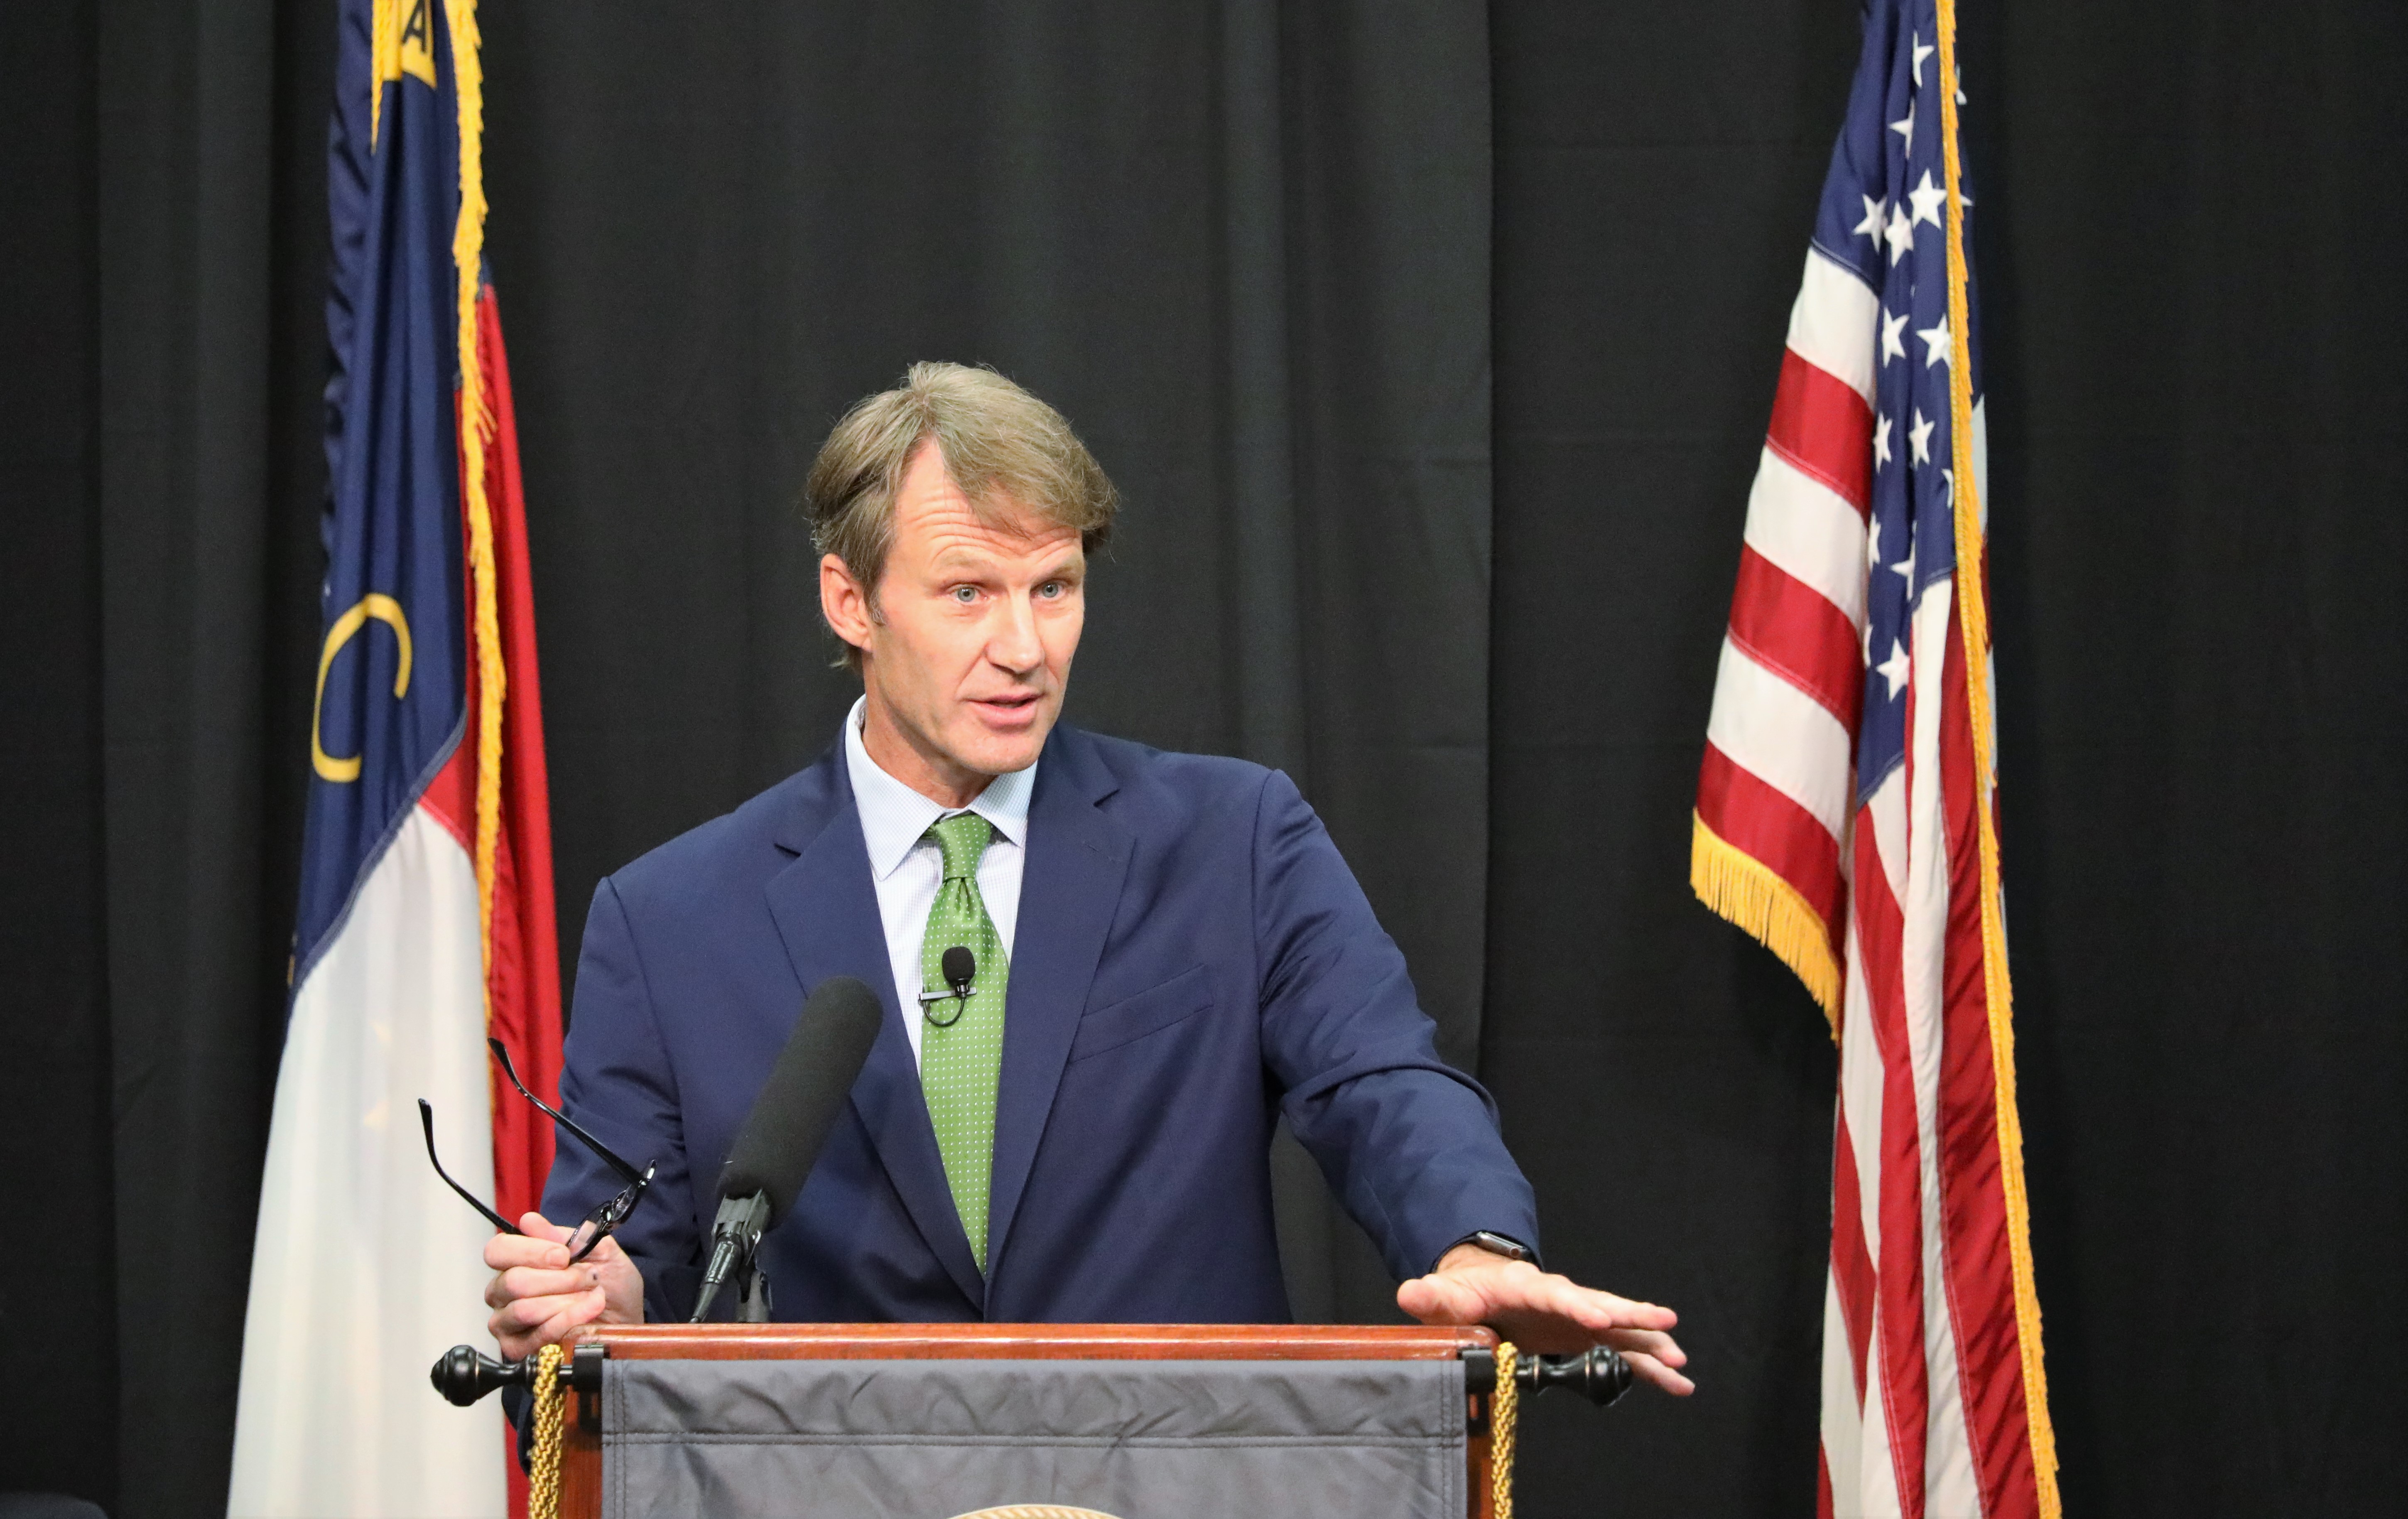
[446,0,508,988]
[1933,2,2061,1511]
[1689,812,1841,1036]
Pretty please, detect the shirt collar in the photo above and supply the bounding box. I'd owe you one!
[842,695,1036,882]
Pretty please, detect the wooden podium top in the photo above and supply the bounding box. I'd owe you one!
[579,1320,1498,1362]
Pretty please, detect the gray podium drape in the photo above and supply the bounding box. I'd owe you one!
[601,1358,1468,1519]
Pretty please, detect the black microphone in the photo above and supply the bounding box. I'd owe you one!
[692,975,883,1321]
[921,946,976,1027]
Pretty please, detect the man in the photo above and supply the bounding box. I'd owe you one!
[486,363,1691,1395]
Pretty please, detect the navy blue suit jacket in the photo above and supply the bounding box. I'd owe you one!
[541,722,1538,1325]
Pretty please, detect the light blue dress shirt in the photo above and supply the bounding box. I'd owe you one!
[841,697,1034,1068]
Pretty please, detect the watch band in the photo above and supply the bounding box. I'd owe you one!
[1459,1229,1538,1265]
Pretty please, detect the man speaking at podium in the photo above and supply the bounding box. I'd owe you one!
[482,363,1690,1398]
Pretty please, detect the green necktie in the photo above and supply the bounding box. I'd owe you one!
[919,812,1008,1272]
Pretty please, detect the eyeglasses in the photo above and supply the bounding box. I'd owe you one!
[419,1038,656,1266]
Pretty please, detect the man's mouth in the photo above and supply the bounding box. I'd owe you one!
[969,691,1043,721]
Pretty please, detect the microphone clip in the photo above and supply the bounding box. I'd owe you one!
[691,1191,775,1323]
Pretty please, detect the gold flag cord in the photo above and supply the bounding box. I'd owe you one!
[1488,1341,1519,1519]
[526,1341,566,1519]
[1932,4,2061,1513]
[446,0,508,990]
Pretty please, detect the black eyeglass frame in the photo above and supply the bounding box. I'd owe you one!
[418,1038,656,1266]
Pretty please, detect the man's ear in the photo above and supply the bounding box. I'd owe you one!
[819,552,875,656]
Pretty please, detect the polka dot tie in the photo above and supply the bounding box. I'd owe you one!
[919,812,1008,1273]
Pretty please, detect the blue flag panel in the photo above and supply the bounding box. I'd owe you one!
[1810,0,1986,807]
[295,0,470,986]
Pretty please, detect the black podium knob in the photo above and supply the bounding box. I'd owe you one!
[1527,1345,1633,1407]
[430,1344,524,1406]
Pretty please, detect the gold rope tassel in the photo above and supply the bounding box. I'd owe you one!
[1489,1340,1519,1519]
[527,1341,566,1519]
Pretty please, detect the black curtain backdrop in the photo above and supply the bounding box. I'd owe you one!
[4,2,2403,1517]
[473,0,1496,1330]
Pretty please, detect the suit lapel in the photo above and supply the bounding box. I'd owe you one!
[985,726,1130,1278]
[764,751,986,1311]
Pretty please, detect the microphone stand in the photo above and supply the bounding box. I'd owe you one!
[694,1191,777,1322]
[735,1255,772,1322]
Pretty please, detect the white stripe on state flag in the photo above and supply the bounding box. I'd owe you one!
[1785,248,1882,405]
[1742,446,1870,628]
[226,804,503,1519]
[1705,636,1855,840]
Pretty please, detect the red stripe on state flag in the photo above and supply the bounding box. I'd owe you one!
[1934,601,2039,1519]
[1727,544,1865,733]
[473,287,562,1225]
[1851,821,1929,1517]
[1697,741,1846,935]
[1766,348,1874,518]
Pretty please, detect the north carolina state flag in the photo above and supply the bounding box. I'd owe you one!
[228,1,559,1514]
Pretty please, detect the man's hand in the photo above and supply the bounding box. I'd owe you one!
[483,1211,645,1360]
[1397,1244,1694,1396]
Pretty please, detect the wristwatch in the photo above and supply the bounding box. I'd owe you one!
[1454,1230,1538,1266]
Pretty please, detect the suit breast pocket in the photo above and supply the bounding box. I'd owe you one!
[1064,964,1214,1065]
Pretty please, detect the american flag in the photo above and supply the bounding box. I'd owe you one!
[1690,2,2061,1516]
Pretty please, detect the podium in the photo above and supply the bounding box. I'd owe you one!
[512,1323,1580,1519]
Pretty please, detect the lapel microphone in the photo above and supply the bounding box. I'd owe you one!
[692,975,883,1322]
[920,946,976,1026]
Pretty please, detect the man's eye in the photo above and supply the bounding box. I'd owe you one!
[1037,581,1062,599]
[951,586,979,604]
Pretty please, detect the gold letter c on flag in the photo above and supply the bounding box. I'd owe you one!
[312,594,414,783]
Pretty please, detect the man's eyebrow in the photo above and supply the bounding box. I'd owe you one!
[927,545,1085,578]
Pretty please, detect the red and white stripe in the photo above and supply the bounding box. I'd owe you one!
[1697,246,2043,1519]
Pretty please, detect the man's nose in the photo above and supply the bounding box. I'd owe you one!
[987,591,1044,674]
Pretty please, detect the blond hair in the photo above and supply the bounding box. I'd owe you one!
[804,363,1118,669]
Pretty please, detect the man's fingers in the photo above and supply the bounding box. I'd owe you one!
[1600,1326,1687,1369]
[488,1290,581,1345]
[1491,1271,1675,1336]
[1617,1349,1695,1397]
[1395,1272,1486,1325]
[518,1210,576,1244]
[483,1230,572,1273]
[490,1286,605,1354]
[484,1263,603,1310]
[1554,1283,1677,1335]
[532,1287,607,1350]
